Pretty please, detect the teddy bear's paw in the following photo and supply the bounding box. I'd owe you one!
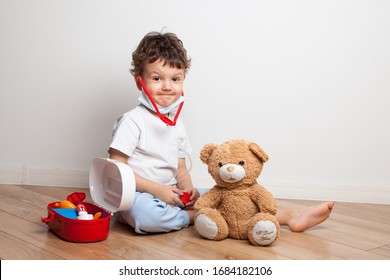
[252,220,278,246]
[194,214,218,240]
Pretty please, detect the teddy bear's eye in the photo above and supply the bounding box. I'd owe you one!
[218,162,223,167]
[239,160,245,165]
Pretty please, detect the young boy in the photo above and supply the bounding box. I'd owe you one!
[108,31,334,234]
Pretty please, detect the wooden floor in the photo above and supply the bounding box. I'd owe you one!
[0,184,389,260]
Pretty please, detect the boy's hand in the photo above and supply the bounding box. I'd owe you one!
[153,185,185,207]
[181,187,200,208]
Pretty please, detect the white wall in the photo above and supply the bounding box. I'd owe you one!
[1,0,389,204]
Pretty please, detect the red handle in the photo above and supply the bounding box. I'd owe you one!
[41,212,55,224]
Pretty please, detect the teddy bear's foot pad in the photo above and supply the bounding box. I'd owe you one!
[195,214,218,240]
[252,221,277,246]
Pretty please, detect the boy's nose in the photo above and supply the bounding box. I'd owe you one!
[162,80,172,90]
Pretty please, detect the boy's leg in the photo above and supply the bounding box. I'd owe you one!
[276,201,335,232]
[116,192,190,234]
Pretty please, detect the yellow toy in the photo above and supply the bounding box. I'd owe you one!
[54,200,76,209]
[194,139,280,246]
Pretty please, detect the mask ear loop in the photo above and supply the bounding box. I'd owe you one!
[136,76,184,126]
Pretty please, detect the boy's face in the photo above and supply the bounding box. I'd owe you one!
[139,60,185,108]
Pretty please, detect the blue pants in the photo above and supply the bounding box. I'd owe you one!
[115,192,190,234]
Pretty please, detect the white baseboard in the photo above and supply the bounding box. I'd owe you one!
[0,165,89,188]
[1,166,389,204]
[192,175,390,205]
[263,179,390,205]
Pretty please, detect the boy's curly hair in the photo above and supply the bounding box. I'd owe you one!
[130,31,191,77]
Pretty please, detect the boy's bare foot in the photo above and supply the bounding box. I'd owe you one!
[185,209,197,225]
[277,202,335,232]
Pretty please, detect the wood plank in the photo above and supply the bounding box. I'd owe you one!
[0,230,64,260]
[20,185,92,202]
[304,228,387,251]
[170,226,292,260]
[325,214,390,244]
[0,184,389,260]
[0,192,179,260]
[274,229,388,260]
[369,245,390,258]
[0,210,122,260]
[109,220,285,260]
[0,184,62,209]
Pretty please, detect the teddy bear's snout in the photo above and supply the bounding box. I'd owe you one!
[219,163,246,183]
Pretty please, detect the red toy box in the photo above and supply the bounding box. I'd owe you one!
[41,158,189,242]
[41,158,137,242]
[41,193,112,243]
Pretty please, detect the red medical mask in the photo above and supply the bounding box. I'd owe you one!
[136,76,184,126]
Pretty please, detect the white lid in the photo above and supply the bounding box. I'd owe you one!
[89,157,136,213]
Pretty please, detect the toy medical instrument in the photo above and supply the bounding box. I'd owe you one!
[76,203,93,220]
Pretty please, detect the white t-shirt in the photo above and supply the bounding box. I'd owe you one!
[109,105,192,186]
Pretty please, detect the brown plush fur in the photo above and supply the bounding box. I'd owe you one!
[195,139,280,246]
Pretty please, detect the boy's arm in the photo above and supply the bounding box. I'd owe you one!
[109,148,184,206]
[176,158,200,206]
[176,158,194,190]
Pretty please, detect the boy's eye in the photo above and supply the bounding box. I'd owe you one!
[152,76,160,81]
[172,77,181,82]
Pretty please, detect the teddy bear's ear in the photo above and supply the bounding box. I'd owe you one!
[249,142,269,163]
[200,143,219,164]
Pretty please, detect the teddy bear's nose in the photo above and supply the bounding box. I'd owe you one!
[227,165,235,172]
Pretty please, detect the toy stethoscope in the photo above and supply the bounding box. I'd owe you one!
[136,76,184,126]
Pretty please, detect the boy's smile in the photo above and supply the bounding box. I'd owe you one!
[139,60,185,108]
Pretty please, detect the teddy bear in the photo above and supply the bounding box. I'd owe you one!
[194,139,280,246]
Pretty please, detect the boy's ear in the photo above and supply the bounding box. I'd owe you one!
[135,76,142,90]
